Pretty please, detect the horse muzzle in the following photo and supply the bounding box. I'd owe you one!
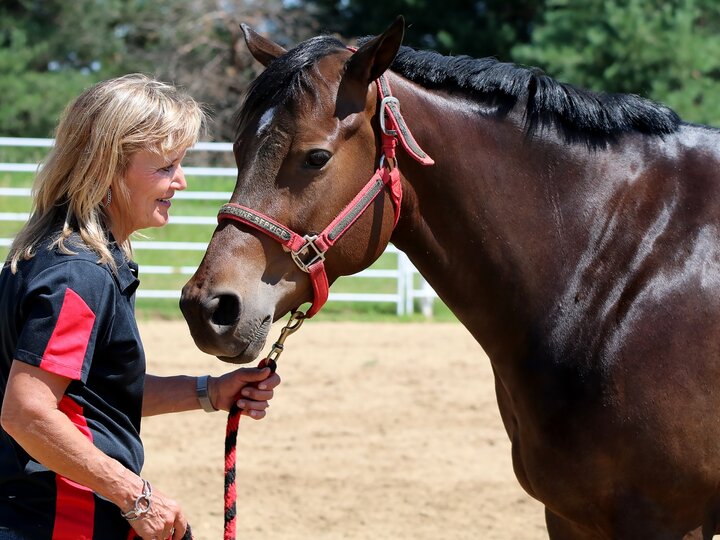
[179,285,270,363]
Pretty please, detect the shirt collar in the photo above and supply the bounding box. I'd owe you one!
[109,239,140,296]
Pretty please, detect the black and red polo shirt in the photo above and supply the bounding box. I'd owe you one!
[0,232,145,540]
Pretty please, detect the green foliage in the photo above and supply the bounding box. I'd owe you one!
[308,0,545,59]
[0,13,102,136]
[4,0,720,134]
[0,0,142,136]
[512,0,720,126]
[0,0,318,139]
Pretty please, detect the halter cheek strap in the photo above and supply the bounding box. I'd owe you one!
[217,74,433,317]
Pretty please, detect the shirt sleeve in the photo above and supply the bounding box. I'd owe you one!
[14,259,115,383]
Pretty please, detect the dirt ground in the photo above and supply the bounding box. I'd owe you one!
[140,320,548,540]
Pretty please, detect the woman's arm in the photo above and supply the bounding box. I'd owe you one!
[1,361,187,540]
[142,366,281,417]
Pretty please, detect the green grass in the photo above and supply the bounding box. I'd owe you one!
[0,147,50,165]
[134,297,457,323]
[1,159,455,322]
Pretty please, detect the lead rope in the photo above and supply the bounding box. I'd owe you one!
[223,311,306,540]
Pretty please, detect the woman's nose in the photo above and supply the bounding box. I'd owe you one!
[173,164,187,191]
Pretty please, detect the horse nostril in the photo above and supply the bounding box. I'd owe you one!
[208,293,242,327]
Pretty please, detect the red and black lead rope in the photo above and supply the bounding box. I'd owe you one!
[223,357,276,540]
[223,400,241,540]
[223,311,305,539]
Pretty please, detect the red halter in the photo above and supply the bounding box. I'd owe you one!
[217,74,434,317]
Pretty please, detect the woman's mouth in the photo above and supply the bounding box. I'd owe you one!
[157,197,171,207]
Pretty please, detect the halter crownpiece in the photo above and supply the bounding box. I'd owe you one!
[218,73,433,317]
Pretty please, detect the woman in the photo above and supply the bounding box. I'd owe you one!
[0,74,280,540]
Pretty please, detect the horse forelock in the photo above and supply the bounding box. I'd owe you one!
[234,35,347,141]
[357,38,682,148]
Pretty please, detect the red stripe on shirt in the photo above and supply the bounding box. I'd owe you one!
[52,396,95,540]
[53,476,95,540]
[40,287,96,380]
[58,394,93,440]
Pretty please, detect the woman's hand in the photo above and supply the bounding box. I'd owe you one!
[127,484,187,540]
[208,363,281,418]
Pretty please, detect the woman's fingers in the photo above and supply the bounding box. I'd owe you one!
[257,372,281,390]
[171,518,189,540]
[236,395,270,409]
[239,386,274,401]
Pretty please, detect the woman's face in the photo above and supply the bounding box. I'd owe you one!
[115,148,188,238]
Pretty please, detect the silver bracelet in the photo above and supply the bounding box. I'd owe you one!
[121,479,152,521]
[196,374,218,413]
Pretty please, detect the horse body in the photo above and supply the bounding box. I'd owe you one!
[389,74,720,536]
[181,18,720,538]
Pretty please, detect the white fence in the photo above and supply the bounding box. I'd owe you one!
[0,137,439,315]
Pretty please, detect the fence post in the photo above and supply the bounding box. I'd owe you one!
[420,278,434,317]
[398,252,413,315]
[396,249,406,316]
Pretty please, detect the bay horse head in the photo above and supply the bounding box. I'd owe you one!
[180,17,419,362]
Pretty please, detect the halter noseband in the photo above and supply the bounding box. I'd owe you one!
[217,73,434,317]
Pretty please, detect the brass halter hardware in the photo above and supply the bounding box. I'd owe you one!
[266,310,306,366]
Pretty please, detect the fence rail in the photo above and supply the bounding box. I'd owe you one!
[0,137,439,315]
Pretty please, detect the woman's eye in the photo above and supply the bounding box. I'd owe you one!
[304,150,332,169]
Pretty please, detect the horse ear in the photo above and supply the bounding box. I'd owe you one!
[240,23,287,67]
[337,16,405,117]
[346,15,404,85]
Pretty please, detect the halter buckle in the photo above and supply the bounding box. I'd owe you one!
[291,234,325,273]
[379,96,400,136]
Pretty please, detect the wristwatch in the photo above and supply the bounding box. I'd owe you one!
[196,375,218,413]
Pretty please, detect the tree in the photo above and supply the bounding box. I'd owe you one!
[116,0,319,141]
[511,0,720,126]
[0,0,319,139]
[6,0,720,136]
[0,0,123,137]
[308,0,545,59]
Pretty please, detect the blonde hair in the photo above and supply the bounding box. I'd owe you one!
[8,74,206,273]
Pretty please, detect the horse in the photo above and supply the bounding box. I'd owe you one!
[180,16,720,539]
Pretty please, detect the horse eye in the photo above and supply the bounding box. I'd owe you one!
[304,149,332,169]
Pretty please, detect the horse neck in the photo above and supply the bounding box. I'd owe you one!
[387,73,601,356]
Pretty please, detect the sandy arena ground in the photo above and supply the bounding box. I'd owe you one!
[140,321,548,539]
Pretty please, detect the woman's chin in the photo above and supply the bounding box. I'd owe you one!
[152,212,171,227]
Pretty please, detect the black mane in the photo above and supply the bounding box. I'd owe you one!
[387,44,681,146]
[237,35,682,147]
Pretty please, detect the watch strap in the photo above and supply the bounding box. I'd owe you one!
[196,375,218,413]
